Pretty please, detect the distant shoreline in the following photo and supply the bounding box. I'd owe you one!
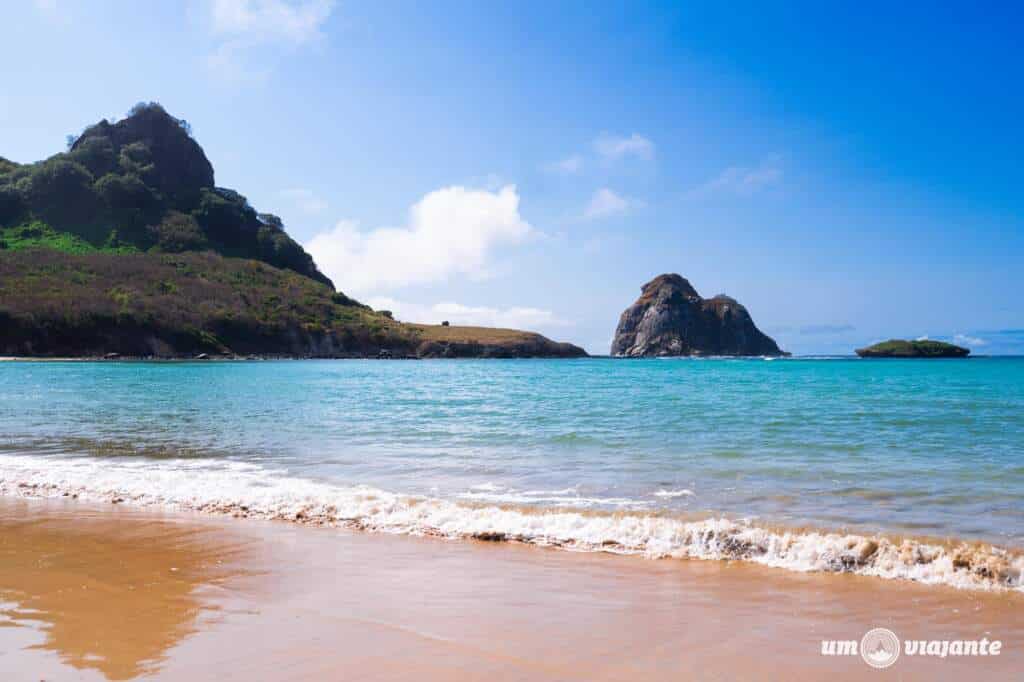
[1,354,1014,362]
[0,354,598,362]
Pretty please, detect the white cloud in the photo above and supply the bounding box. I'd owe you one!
[279,188,328,215]
[305,185,532,295]
[583,188,631,220]
[953,334,987,347]
[367,298,565,330]
[201,0,335,81]
[32,0,68,23]
[686,157,783,199]
[544,133,651,175]
[204,43,268,83]
[544,155,584,175]
[594,133,654,161]
[209,0,333,43]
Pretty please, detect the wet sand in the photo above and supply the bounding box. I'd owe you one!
[1,497,1021,681]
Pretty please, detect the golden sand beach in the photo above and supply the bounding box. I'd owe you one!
[1,496,1021,681]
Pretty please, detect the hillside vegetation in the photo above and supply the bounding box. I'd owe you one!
[0,102,328,285]
[0,249,401,356]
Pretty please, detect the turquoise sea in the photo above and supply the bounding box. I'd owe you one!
[1,357,1022,590]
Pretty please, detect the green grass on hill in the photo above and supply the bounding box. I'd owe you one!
[0,103,331,286]
[0,221,139,255]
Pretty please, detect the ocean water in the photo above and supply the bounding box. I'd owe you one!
[1,357,1022,590]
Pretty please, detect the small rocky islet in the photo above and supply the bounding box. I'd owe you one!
[855,339,970,358]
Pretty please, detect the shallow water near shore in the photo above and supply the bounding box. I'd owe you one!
[1,357,1022,590]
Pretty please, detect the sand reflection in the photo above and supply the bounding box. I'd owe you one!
[0,501,244,680]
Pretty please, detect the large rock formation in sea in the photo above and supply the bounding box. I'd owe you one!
[611,274,786,357]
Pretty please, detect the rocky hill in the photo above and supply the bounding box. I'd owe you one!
[1,102,329,286]
[0,104,585,359]
[611,274,786,357]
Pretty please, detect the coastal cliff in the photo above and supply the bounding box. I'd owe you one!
[0,104,584,359]
[611,274,786,357]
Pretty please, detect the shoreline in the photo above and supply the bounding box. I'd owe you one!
[0,354,597,362]
[1,496,1021,680]
[2,457,1021,594]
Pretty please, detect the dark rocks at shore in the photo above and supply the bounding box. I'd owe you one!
[611,273,787,357]
[855,339,970,358]
[1,341,585,362]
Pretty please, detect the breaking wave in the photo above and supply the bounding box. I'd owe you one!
[1,454,1021,593]
[652,488,695,498]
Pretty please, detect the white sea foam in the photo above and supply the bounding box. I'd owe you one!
[652,488,695,498]
[457,485,643,508]
[469,482,505,492]
[1,454,1021,593]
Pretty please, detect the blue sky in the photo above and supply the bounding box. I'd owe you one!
[3,1,1022,354]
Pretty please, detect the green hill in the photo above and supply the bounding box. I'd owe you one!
[0,104,585,359]
[0,102,328,285]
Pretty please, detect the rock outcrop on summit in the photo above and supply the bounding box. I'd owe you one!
[611,274,786,357]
